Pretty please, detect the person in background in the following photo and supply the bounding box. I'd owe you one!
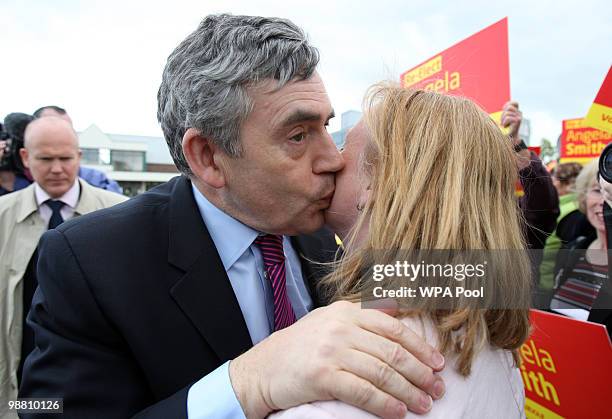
[539,162,587,290]
[33,105,123,194]
[501,101,560,292]
[0,114,35,196]
[550,158,609,335]
[0,117,127,419]
[273,84,530,418]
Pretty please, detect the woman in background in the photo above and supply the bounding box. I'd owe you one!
[271,84,531,418]
[551,159,610,333]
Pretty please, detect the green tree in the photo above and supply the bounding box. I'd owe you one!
[540,138,556,163]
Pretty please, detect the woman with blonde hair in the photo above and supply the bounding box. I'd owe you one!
[550,158,609,330]
[271,84,531,418]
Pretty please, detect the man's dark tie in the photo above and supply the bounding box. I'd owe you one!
[45,200,65,229]
[254,234,296,331]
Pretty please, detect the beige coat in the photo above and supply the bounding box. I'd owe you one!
[0,179,127,417]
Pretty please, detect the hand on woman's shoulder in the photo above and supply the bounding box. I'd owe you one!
[269,315,525,419]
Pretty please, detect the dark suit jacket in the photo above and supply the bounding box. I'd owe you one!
[19,176,338,418]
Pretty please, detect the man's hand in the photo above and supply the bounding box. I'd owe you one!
[229,301,445,419]
[501,101,522,141]
[501,101,531,170]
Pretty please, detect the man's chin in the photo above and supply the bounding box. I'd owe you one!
[287,212,326,236]
[44,184,71,198]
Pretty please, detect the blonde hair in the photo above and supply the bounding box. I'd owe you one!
[321,84,532,375]
[574,159,599,214]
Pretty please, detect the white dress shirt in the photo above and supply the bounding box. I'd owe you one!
[34,179,80,226]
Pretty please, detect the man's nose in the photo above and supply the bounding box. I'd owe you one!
[313,134,345,174]
[50,160,63,172]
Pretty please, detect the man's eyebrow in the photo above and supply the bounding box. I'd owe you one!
[327,110,336,122]
[280,109,336,127]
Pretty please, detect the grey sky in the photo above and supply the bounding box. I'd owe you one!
[2,0,610,145]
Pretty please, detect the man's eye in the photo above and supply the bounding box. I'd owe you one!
[290,132,305,143]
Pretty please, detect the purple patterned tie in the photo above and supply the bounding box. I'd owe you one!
[254,234,296,331]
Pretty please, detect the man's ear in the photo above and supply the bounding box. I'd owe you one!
[182,128,226,188]
[19,148,30,169]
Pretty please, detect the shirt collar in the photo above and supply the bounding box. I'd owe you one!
[191,184,260,271]
[35,178,80,209]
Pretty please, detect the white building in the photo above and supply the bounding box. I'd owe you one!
[78,124,179,196]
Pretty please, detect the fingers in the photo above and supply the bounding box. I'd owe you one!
[329,370,409,419]
[501,100,522,130]
[354,307,445,371]
[343,329,444,412]
[501,110,522,127]
[502,101,519,111]
[352,326,444,397]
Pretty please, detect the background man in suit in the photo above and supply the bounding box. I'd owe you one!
[33,106,123,194]
[0,117,127,418]
[20,15,446,419]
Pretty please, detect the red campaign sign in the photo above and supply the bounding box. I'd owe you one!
[585,66,612,133]
[400,18,510,115]
[521,310,612,418]
[559,118,611,164]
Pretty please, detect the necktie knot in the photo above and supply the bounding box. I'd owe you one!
[254,234,285,265]
[45,200,65,212]
[45,199,65,229]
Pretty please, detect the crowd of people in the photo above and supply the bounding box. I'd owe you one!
[0,12,610,419]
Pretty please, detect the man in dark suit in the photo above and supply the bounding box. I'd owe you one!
[19,14,446,419]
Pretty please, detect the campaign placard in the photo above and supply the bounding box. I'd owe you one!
[584,66,612,134]
[400,18,510,123]
[521,310,612,418]
[559,118,611,164]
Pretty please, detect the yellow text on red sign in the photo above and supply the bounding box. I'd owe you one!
[560,118,611,163]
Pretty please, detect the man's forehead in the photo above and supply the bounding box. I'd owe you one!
[248,75,333,126]
[249,74,329,104]
[25,122,79,151]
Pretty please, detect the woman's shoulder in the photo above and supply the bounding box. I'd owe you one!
[269,400,377,419]
[400,316,525,418]
[270,316,525,419]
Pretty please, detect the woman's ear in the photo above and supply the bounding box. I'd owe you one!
[357,183,372,212]
[182,128,225,188]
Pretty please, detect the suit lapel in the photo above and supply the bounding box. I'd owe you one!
[167,177,252,361]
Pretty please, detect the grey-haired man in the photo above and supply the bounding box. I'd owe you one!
[20,14,445,419]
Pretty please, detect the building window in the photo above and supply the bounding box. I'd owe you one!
[100,148,111,165]
[81,148,100,165]
[111,150,145,171]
